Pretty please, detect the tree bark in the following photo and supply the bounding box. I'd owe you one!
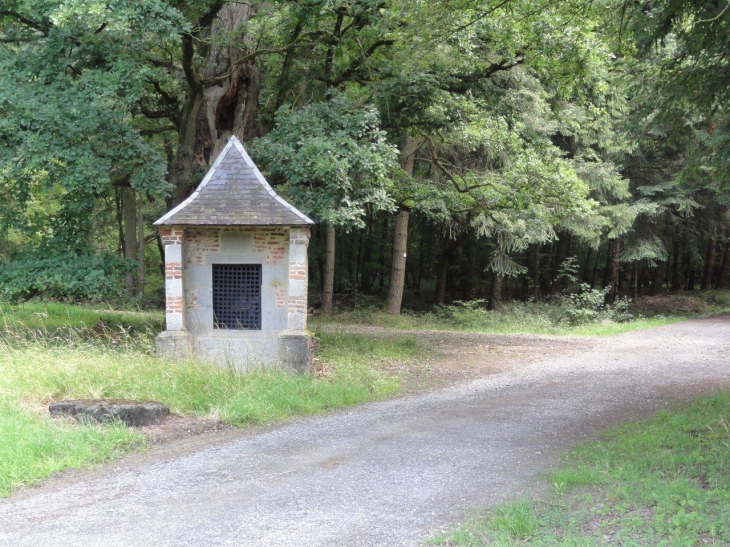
[322,224,336,314]
[170,3,259,207]
[115,188,124,256]
[136,192,145,297]
[671,235,684,291]
[123,188,137,295]
[551,231,571,290]
[701,238,716,290]
[582,247,598,287]
[386,135,419,314]
[434,234,465,305]
[488,273,504,311]
[716,241,730,289]
[604,238,621,305]
[529,244,541,299]
[631,262,639,302]
[649,261,666,296]
[387,208,410,314]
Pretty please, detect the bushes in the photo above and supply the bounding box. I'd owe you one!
[437,287,634,329]
[0,251,136,303]
[554,284,633,325]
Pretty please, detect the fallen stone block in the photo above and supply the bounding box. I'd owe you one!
[49,399,170,426]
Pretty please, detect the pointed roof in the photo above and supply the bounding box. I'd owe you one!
[154,136,313,227]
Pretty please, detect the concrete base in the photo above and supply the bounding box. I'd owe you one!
[156,330,192,361]
[277,331,312,372]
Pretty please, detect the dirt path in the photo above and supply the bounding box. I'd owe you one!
[318,324,594,390]
[2,317,729,547]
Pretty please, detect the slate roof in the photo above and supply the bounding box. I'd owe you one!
[154,136,313,226]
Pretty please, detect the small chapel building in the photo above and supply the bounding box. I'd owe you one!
[154,136,314,371]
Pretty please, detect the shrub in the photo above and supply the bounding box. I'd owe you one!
[553,284,633,325]
[0,252,136,303]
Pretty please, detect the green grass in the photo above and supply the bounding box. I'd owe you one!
[435,392,730,546]
[0,303,422,496]
[0,400,141,497]
[312,306,686,337]
[0,300,163,332]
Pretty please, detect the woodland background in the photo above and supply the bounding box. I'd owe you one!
[1,0,729,314]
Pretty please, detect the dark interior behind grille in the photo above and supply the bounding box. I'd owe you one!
[212,264,262,330]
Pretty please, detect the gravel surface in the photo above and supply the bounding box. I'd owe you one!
[2,316,729,547]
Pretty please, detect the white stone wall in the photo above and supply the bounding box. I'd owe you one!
[182,226,293,368]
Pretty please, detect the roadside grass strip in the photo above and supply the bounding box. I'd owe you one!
[436,392,730,546]
[0,305,421,496]
[0,400,142,497]
[313,290,730,337]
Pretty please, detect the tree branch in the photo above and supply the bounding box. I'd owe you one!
[139,125,177,136]
[0,10,50,36]
[203,31,327,88]
[330,39,395,87]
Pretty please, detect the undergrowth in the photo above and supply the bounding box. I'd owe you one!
[313,290,730,336]
[435,392,730,546]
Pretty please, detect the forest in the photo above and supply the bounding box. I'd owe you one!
[1,0,729,313]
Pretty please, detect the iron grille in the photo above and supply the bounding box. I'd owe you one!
[212,264,262,330]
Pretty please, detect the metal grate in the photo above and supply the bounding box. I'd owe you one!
[212,264,262,330]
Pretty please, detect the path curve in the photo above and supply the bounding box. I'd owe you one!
[2,316,729,546]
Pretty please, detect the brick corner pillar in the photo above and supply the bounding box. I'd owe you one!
[278,227,312,371]
[160,226,185,330]
[156,226,191,361]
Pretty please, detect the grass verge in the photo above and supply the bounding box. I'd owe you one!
[435,392,730,546]
[313,290,730,336]
[0,304,423,496]
[311,306,685,336]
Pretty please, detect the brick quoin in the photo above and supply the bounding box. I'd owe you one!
[166,296,183,312]
[165,262,182,279]
[161,227,184,245]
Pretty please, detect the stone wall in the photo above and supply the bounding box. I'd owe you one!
[157,225,311,370]
[183,226,292,368]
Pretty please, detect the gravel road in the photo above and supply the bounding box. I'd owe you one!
[2,316,729,547]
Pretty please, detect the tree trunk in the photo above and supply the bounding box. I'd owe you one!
[387,208,410,314]
[488,273,504,311]
[170,3,259,207]
[701,238,716,290]
[434,234,465,305]
[376,215,389,294]
[115,188,124,256]
[156,234,165,281]
[583,247,598,287]
[435,257,449,306]
[551,231,571,290]
[631,262,639,302]
[529,244,541,299]
[649,261,666,296]
[605,238,621,305]
[322,224,336,314]
[671,236,684,291]
[716,241,730,289]
[123,188,137,295]
[136,192,145,297]
[386,136,419,314]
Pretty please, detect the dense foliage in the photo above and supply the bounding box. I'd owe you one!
[1,0,728,308]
